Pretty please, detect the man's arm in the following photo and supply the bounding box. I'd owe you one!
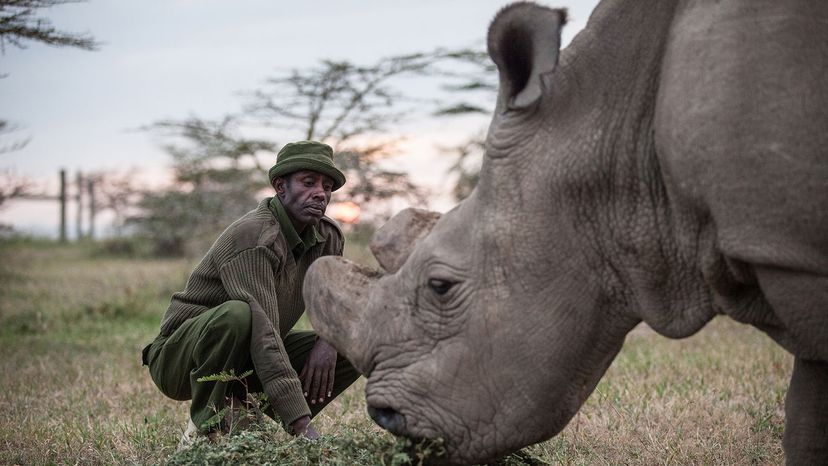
[218,246,312,432]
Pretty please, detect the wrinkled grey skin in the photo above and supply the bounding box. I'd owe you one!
[305,0,828,463]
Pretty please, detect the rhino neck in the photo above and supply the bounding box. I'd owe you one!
[551,0,718,338]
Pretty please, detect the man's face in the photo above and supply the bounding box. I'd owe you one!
[275,170,334,231]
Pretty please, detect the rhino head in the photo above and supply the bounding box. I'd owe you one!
[305,3,650,463]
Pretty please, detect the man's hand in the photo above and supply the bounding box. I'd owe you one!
[289,415,320,439]
[298,337,337,405]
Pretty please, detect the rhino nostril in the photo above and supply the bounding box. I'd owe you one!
[368,405,406,435]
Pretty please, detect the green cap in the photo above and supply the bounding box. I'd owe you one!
[268,140,346,191]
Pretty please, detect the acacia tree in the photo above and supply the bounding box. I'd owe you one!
[132,52,438,255]
[129,47,496,255]
[251,48,498,205]
[244,54,450,214]
[128,117,278,256]
[247,48,505,209]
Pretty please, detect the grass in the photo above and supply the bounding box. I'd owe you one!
[0,239,790,464]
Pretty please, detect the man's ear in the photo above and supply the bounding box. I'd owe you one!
[273,177,286,196]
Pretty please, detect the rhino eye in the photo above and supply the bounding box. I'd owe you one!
[427,278,455,295]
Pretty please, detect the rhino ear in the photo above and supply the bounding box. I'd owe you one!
[370,208,442,273]
[487,3,567,111]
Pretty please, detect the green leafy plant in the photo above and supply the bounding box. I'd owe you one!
[196,369,254,383]
[196,369,263,434]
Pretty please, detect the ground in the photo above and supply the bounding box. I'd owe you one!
[0,238,789,464]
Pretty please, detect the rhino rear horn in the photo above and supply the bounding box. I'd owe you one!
[488,3,567,110]
[370,208,442,273]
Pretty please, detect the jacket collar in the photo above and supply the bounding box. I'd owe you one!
[267,197,325,258]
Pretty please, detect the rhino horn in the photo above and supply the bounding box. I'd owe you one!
[488,3,567,110]
[304,256,380,373]
[370,208,442,273]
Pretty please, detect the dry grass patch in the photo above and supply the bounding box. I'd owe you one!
[0,240,791,464]
[532,321,790,464]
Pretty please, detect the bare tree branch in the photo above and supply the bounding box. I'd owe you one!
[0,0,99,53]
[0,0,99,159]
[0,167,32,208]
[0,119,30,153]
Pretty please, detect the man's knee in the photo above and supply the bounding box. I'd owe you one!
[210,300,252,339]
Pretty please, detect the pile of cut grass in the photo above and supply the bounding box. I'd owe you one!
[165,418,546,465]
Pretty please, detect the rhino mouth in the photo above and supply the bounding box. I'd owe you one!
[368,404,455,463]
[367,404,408,436]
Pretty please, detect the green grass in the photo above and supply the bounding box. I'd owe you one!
[0,239,790,464]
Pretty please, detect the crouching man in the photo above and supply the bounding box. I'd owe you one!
[141,140,360,444]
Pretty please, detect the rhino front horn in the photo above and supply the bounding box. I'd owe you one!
[370,208,442,273]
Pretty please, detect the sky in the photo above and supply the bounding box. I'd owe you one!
[0,0,601,237]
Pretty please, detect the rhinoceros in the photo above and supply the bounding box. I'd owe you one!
[304,0,828,463]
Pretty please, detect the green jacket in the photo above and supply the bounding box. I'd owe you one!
[159,197,344,424]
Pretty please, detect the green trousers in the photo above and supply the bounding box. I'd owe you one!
[142,300,360,431]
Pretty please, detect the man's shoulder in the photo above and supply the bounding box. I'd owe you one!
[319,216,344,241]
[215,200,286,259]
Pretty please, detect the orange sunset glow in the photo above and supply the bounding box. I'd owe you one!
[327,201,361,224]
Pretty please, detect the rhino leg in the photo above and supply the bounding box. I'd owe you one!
[784,358,828,465]
[754,266,828,462]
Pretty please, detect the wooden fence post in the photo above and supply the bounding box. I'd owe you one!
[75,171,83,241]
[59,169,67,243]
[87,178,96,240]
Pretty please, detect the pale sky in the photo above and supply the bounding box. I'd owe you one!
[0,0,600,236]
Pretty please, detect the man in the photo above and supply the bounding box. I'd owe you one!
[141,140,360,443]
